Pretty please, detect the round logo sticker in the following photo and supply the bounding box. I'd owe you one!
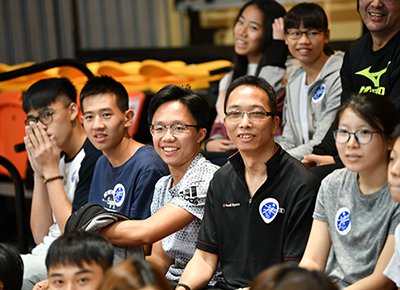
[312,84,326,103]
[335,207,351,235]
[259,198,279,224]
[113,183,126,207]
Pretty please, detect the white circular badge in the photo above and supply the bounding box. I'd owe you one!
[113,183,126,207]
[335,207,351,235]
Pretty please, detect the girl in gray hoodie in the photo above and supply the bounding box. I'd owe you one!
[279,3,343,161]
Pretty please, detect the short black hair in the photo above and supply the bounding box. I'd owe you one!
[0,244,24,290]
[147,84,209,129]
[284,2,328,31]
[45,231,114,272]
[80,75,129,113]
[22,77,76,113]
[284,3,333,56]
[224,75,277,115]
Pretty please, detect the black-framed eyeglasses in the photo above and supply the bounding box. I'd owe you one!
[150,123,198,138]
[333,129,382,145]
[225,110,274,122]
[24,106,68,125]
[361,0,395,4]
[286,29,325,40]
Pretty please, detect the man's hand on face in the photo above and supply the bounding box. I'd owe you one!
[24,121,61,178]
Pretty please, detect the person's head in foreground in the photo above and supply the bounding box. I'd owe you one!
[0,244,24,290]
[45,230,114,290]
[148,84,208,172]
[223,75,279,156]
[389,124,400,203]
[250,264,338,290]
[99,259,170,290]
[332,92,399,176]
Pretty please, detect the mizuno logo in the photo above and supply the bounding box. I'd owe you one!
[355,61,391,88]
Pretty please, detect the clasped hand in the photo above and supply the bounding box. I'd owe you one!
[24,122,60,177]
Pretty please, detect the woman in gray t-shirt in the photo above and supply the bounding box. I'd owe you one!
[299,93,400,289]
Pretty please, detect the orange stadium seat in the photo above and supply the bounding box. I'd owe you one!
[0,91,28,179]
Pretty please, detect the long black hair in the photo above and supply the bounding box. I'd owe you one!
[232,0,286,82]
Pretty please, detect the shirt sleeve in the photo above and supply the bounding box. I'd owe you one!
[340,45,353,104]
[283,175,319,263]
[196,180,219,254]
[170,165,216,220]
[389,204,400,234]
[287,73,342,160]
[72,145,102,212]
[311,122,339,159]
[129,167,166,220]
[311,51,352,161]
[384,226,400,287]
[312,176,330,223]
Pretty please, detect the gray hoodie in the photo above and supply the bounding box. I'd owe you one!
[279,51,344,160]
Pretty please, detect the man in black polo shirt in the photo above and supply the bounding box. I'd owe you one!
[176,76,320,290]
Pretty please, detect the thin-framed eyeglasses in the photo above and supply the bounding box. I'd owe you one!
[361,0,395,4]
[286,29,325,40]
[150,123,198,138]
[24,106,68,125]
[225,110,274,122]
[333,129,382,145]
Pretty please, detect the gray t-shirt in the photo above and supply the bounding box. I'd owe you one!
[150,154,220,282]
[314,168,400,289]
[384,224,400,287]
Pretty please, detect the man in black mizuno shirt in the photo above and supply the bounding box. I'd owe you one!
[303,0,400,180]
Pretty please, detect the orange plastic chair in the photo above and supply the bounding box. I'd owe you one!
[0,91,28,179]
[128,91,146,138]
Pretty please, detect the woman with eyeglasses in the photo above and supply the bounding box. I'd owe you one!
[278,3,343,161]
[299,93,400,289]
[99,84,222,286]
[203,0,288,157]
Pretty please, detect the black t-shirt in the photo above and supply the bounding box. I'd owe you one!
[311,30,400,170]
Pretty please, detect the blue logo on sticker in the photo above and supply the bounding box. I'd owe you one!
[312,84,325,102]
[259,198,280,224]
[71,170,77,183]
[335,207,351,235]
[262,203,278,219]
[113,183,126,207]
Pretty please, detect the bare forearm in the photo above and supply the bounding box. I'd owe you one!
[45,179,73,234]
[100,204,196,246]
[178,250,218,290]
[100,220,155,246]
[344,274,395,290]
[30,180,53,244]
[298,258,325,272]
[146,241,174,275]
